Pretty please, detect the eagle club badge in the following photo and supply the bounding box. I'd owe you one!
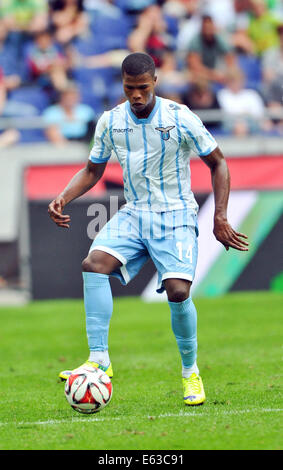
[155,125,175,141]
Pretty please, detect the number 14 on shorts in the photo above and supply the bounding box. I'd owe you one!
[176,242,193,263]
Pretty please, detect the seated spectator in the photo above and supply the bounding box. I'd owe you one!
[115,0,156,16]
[181,78,222,130]
[42,82,96,145]
[175,0,203,55]
[0,0,48,35]
[247,0,282,56]
[67,47,129,69]
[262,23,283,86]
[263,78,283,134]
[127,5,175,67]
[49,0,89,45]
[0,21,22,91]
[25,29,68,96]
[217,67,270,135]
[186,15,236,86]
[0,68,20,148]
[163,0,199,21]
[156,49,189,99]
[176,0,252,57]
[261,24,283,133]
[199,0,237,32]
[84,0,127,32]
[229,0,255,55]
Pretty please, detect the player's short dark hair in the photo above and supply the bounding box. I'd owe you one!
[121,53,156,78]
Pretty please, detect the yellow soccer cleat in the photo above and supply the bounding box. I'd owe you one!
[182,373,206,406]
[59,360,113,381]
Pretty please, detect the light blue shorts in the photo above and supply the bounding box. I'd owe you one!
[89,206,199,293]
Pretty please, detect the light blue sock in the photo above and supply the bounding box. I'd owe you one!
[83,272,113,353]
[168,296,198,369]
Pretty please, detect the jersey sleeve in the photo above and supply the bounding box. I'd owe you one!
[89,112,113,163]
[181,107,218,157]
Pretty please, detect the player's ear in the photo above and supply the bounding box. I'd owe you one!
[154,75,157,84]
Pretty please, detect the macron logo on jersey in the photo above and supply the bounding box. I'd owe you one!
[113,128,133,133]
[155,125,175,141]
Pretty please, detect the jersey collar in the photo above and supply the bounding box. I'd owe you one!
[126,96,160,125]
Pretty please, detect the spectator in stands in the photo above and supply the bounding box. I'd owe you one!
[116,0,156,16]
[127,4,174,67]
[0,21,22,91]
[217,67,269,135]
[42,82,95,145]
[156,49,189,100]
[175,0,204,56]
[262,23,283,86]
[0,68,20,148]
[0,0,48,35]
[186,15,236,86]
[230,0,256,55]
[163,0,199,21]
[247,0,282,56]
[25,29,69,97]
[49,0,89,45]
[262,23,283,133]
[181,78,222,130]
[84,0,125,23]
[198,0,237,32]
[67,47,129,70]
[176,0,253,57]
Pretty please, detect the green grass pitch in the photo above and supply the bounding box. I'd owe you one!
[0,292,282,450]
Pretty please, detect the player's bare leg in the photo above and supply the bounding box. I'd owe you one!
[82,249,122,275]
[164,278,205,406]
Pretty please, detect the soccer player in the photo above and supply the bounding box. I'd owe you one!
[48,52,249,406]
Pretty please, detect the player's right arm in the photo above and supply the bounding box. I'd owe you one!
[48,161,107,228]
[48,111,112,228]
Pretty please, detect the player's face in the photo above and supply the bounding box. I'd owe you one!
[123,72,157,115]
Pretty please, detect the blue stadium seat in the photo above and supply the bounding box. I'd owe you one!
[8,86,50,114]
[164,15,179,39]
[89,13,131,53]
[73,66,121,113]
[107,81,124,108]
[237,54,262,91]
[79,90,105,114]
[73,33,101,56]
[72,68,105,113]
[19,129,47,143]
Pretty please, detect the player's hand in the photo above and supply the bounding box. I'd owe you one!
[48,196,70,228]
[213,218,249,251]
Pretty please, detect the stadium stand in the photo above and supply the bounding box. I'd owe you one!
[0,0,282,143]
[1,0,283,294]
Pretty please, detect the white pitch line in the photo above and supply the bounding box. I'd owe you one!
[0,408,282,428]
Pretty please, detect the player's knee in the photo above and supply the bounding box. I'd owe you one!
[168,289,189,303]
[165,279,191,303]
[82,255,105,274]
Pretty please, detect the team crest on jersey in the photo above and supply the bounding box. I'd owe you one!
[155,126,175,141]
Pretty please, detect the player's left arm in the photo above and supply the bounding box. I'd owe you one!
[200,146,249,251]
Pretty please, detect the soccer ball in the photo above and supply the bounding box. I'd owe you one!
[64,366,113,414]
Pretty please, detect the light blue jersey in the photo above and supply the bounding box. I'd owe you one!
[88,96,217,292]
[89,97,217,212]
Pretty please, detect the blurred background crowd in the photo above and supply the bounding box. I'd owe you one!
[1,0,283,147]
